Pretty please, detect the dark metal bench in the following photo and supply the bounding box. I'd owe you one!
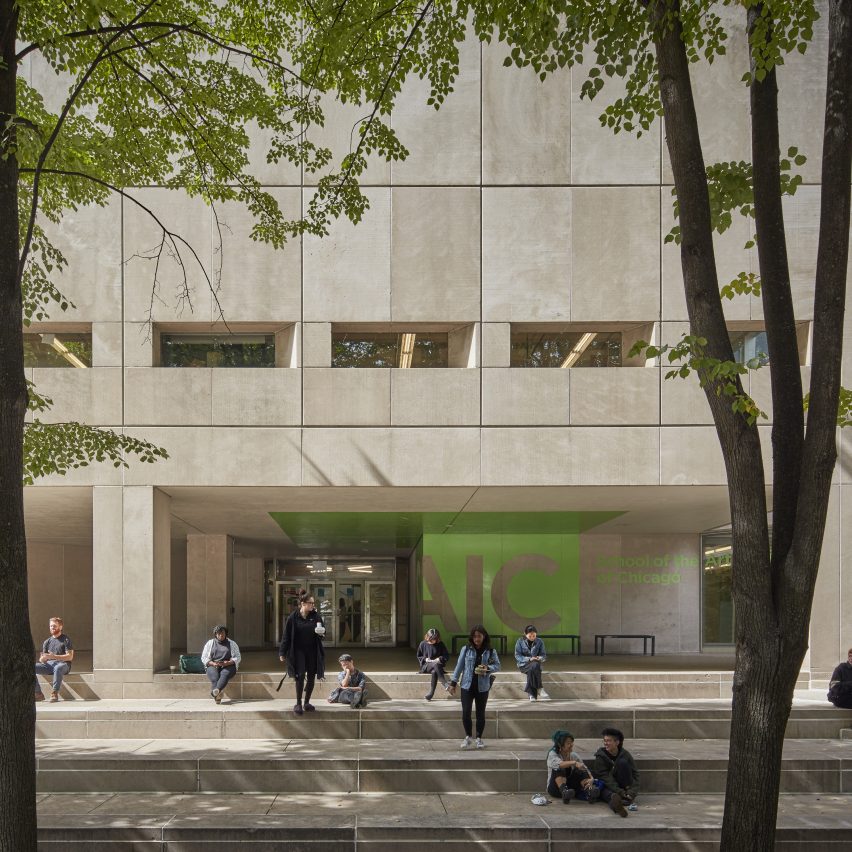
[535,633,582,655]
[451,634,508,655]
[594,634,655,656]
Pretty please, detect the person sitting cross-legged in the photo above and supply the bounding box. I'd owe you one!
[34,617,74,703]
[201,625,241,704]
[327,653,368,709]
[545,730,600,804]
[591,727,640,817]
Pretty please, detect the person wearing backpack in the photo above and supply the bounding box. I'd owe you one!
[449,624,501,749]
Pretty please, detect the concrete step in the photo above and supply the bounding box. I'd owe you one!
[35,697,852,741]
[45,669,755,701]
[35,737,852,795]
[34,792,852,849]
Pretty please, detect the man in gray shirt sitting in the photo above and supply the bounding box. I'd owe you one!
[35,617,74,702]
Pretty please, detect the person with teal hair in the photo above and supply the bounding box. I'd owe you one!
[545,730,600,804]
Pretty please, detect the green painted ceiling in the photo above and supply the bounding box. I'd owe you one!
[268,511,624,555]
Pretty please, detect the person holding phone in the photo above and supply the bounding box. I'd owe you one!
[416,627,451,701]
[449,624,501,749]
[279,590,326,715]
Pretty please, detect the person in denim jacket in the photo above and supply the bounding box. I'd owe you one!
[449,624,501,749]
[514,625,549,701]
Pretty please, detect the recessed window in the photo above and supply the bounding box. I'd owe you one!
[729,330,769,366]
[332,331,449,368]
[24,332,92,368]
[160,334,275,367]
[510,330,622,368]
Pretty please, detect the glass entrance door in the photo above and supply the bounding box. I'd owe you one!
[336,583,362,646]
[365,581,395,646]
[274,582,302,645]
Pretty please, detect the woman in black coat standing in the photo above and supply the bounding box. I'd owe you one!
[279,590,326,715]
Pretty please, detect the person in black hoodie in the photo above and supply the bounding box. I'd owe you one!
[279,590,326,715]
[416,627,451,701]
[591,727,640,817]
[828,648,852,709]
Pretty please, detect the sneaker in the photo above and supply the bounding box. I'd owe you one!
[460,736,472,749]
[34,692,44,702]
[538,690,550,700]
[475,738,486,749]
[561,787,575,804]
[212,688,221,704]
[303,702,316,712]
[529,694,536,701]
[424,694,434,701]
[293,703,304,715]
[49,691,59,702]
[609,794,628,818]
[627,803,639,812]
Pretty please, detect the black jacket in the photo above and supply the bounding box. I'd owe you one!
[416,640,449,672]
[828,661,852,702]
[279,609,326,679]
[592,746,640,796]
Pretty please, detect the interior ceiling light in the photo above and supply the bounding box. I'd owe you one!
[560,332,596,368]
[349,565,374,573]
[42,333,88,369]
[399,333,416,368]
[705,545,732,555]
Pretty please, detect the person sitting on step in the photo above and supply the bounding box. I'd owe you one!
[545,730,600,804]
[417,627,451,701]
[34,616,74,703]
[201,625,241,704]
[327,653,367,709]
[591,727,640,817]
[828,648,852,709]
[514,625,549,701]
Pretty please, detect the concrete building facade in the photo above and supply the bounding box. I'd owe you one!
[21,12,852,693]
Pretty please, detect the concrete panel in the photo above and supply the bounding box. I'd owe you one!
[661,195,755,323]
[40,198,122,322]
[390,369,480,426]
[569,368,660,426]
[660,427,725,485]
[122,486,156,673]
[810,486,842,674]
[61,545,94,651]
[482,43,570,184]
[660,369,714,426]
[92,487,123,672]
[244,119,302,186]
[92,323,122,367]
[216,190,301,322]
[122,428,303,486]
[481,368,570,426]
[482,188,571,321]
[301,428,480,486]
[570,72,660,184]
[123,189,213,323]
[31,368,122,425]
[481,324,510,368]
[392,35,480,184]
[481,427,660,486]
[211,368,302,426]
[124,323,155,368]
[27,544,65,650]
[303,322,331,368]
[571,187,659,321]
[390,188,480,321]
[124,368,212,426]
[304,369,390,426]
[303,189,391,321]
[303,94,390,187]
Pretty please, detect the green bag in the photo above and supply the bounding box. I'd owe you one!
[178,654,205,674]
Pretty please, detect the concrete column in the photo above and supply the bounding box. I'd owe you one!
[186,534,233,653]
[92,485,172,686]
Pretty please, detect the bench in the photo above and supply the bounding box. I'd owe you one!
[451,634,508,655]
[535,634,582,656]
[594,634,655,656]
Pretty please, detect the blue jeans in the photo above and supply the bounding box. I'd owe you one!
[35,661,69,693]
[206,664,237,692]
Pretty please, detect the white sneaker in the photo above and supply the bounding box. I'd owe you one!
[475,738,486,749]
[460,736,472,749]
[529,694,536,701]
[538,690,550,700]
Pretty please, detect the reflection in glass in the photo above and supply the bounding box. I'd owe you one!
[702,535,734,644]
[367,582,394,644]
[160,334,275,367]
[729,330,769,366]
[24,332,92,368]
[332,332,448,368]
[510,331,622,368]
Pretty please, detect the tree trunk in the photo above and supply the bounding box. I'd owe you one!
[0,1,38,849]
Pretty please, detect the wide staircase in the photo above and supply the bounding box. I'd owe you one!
[35,667,852,849]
